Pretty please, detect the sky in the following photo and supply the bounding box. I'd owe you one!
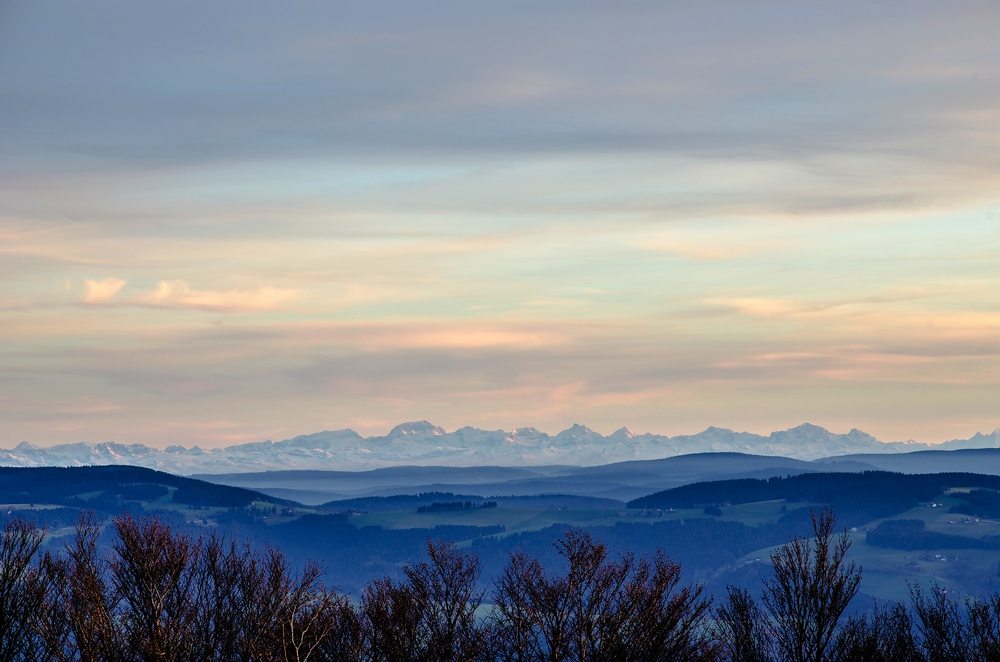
[1,0,999,448]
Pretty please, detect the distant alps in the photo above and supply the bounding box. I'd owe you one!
[2,422,999,474]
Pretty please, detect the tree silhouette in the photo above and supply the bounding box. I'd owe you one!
[0,518,47,662]
[2,506,1000,661]
[490,528,714,662]
[762,507,861,662]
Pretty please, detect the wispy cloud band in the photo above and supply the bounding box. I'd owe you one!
[0,1,998,447]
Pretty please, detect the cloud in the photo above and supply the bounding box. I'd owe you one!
[83,277,126,303]
[399,329,565,350]
[707,290,937,321]
[282,321,572,351]
[139,281,297,313]
[710,297,805,318]
[3,1,1000,448]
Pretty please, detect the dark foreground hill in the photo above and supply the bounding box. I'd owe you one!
[0,465,287,510]
[628,471,1000,512]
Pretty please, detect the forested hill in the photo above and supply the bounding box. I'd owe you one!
[628,471,1000,512]
[0,465,288,509]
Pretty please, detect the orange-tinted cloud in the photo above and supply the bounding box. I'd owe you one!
[139,281,298,313]
[83,277,126,303]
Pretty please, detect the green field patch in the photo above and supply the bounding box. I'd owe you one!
[848,541,1000,602]
[353,507,542,532]
[715,499,809,526]
[349,506,703,536]
[731,511,1000,604]
[0,503,62,511]
[862,504,1000,540]
[71,491,105,501]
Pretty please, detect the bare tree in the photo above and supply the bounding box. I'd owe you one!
[32,504,1000,662]
[507,529,607,661]
[761,507,861,662]
[362,577,427,662]
[43,513,124,662]
[403,540,486,662]
[714,587,772,662]
[188,535,247,662]
[557,529,630,660]
[910,583,968,662]
[237,546,297,660]
[965,592,1000,660]
[35,551,72,662]
[34,512,357,662]
[310,592,363,662]
[0,517,47,662]
[491,529,714,662]
[274,562,349,662]
[489,551,545,662]
[834,601,918,662]
[363,540,486,662]
[604,550,715,662]
[111,514,200,662]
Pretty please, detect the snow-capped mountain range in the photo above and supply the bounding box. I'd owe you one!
[2,422,999,474]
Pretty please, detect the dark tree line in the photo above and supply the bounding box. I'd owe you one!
[2,509,1000,661]
[0,467,274,510]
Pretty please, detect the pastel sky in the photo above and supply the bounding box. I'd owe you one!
[2,1,999,448]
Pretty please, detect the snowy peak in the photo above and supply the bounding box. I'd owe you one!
[275,429,365,449]
[608,427,637,441]
[770,423,837,443]
[2,423,998,473]
[554,424,600,442]
[937,429,1000,450]
[388,421,445,437]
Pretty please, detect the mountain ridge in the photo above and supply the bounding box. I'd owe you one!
[2,421,998,474]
